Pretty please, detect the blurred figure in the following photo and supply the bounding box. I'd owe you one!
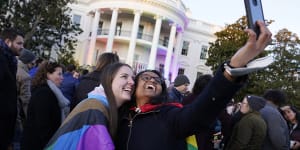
[226,95,267,150]
[260,89,290,150]
[21,61,69,150]
[167,74,190,103]
[281,105,300,150]
[17,49,36,118]
[28,57,44,78]
[183,74,216,150]
[0,28,24,150]
[60,64,79,105]
[72,71,80,79]
[13,49,36,150]
[74,52,119,109]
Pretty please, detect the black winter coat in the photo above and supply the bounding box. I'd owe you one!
[21,84,61,150]
[73,71,101,109]
[0,40,18,149]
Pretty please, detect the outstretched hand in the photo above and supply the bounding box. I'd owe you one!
[230,21,272,68]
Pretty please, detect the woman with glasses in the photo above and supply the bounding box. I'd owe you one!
[116,21,272,150]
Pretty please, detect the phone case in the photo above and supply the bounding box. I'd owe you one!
[244,0,265,37]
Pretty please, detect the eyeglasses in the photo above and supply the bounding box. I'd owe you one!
[140,74,163,84]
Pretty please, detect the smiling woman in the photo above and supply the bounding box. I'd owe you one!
[45,62,135,150]
[116,21,272,150]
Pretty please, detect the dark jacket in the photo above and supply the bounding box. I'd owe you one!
[0,39,18,149]
[288,123,300,149]
[116,67,246,150]
[226,111,267,150]
[60,72,79,103]
[73,70,101,109]
[21,84,61,150]
[167,87,184,103]
[183,93,215,150]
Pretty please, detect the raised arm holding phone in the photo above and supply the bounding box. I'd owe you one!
[116,22,272,150]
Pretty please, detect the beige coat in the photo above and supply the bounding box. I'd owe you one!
[16,61,31,117]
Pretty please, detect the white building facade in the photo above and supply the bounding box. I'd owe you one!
[69,0,222,85]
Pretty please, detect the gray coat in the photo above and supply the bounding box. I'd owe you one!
[260,102,290,150]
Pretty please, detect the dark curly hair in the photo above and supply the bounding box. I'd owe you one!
[31,61,62,88]
[132,69,168,104]
[263,89,287,106]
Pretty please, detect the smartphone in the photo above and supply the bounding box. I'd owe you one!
[244,0,265,37]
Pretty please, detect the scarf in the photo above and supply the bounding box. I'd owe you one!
[47,80,70,122]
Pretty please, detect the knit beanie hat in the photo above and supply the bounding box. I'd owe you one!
[174,75,190,87]
[247,95,266,111]
[19,49,36,64]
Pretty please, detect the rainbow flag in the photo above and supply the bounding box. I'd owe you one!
[45,98,114,150]
[186,135,198,150]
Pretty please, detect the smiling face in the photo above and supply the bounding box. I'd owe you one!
[135,71,163,106]
[47,67,63,87]
[112,66,135,107]
[282,106,297,123]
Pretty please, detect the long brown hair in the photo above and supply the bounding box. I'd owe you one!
[100,62,132,138]
[31,61,62,88]
[95,52,119,71]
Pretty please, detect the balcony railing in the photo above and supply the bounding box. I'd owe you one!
[91,28,169,47]
[133,61,148,74]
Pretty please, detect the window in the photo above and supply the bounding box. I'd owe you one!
[115,22,122,36]
[97,21,103,35]
[181,41,189,56]
[159,64,165,77]
[178,68,185,75]
[134,54,139,61]
[200,45,208,59]
[163,36,169,46]
[137,25,144,39]
[73,14,81,25]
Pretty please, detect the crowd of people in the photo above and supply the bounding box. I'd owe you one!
[0,21,299,150]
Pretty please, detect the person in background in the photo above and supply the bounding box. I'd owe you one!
[17,49,36,118]
[281,105,300,150]
[167,74,190,103]
[60,64,79,105]
[260,89,290,150]
[72,70,80,79]
[116,20,272,150]
[73,52,119,109]
[13,49,36,150]
[0,28,24,150]
[226,95,267,150]
[45,62,135,150]
[183,74,217,150]
[21,61,69,150]
[28,57,44,78]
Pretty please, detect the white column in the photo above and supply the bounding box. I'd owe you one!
[106,8,119,52]
[171,30,183,81]
[147,15,162,70]
[126,10,142,66]
[86,9,100,65]
[164,23,177,80]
